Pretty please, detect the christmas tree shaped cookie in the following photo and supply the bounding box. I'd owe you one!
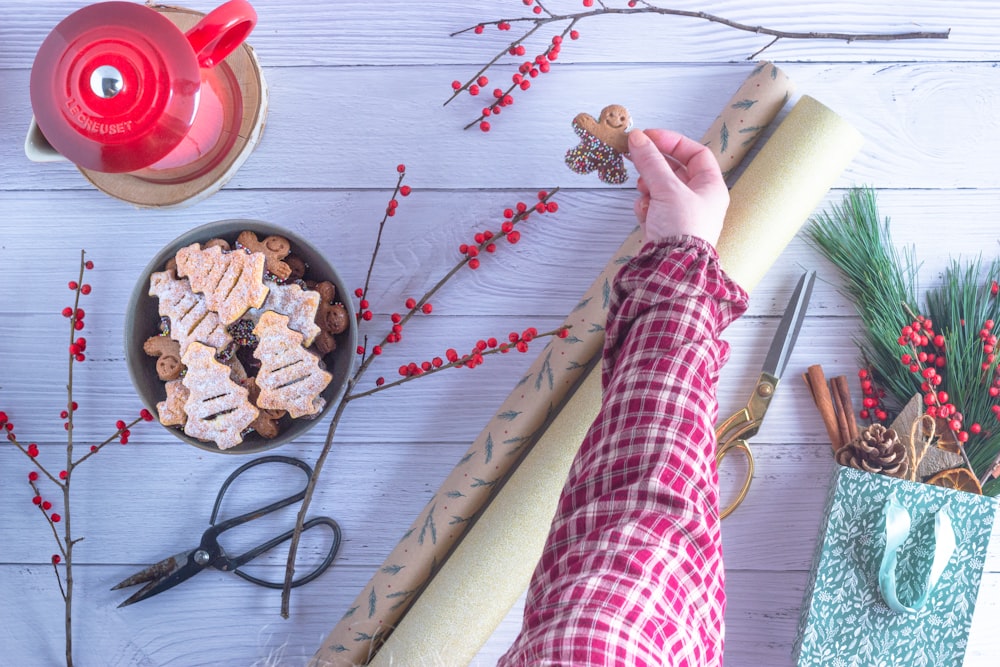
[148,267,232,354]
[249,282,322,346]
[175,243,270,324]
[181,341,260,449]
[253,311,332,418]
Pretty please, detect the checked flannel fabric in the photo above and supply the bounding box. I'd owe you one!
[499,237,748,667]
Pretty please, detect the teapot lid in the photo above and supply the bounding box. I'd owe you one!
[30,2,200,173]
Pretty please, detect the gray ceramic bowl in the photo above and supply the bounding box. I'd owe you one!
[125,219,356,454]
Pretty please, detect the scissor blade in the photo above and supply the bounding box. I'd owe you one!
[112,550,200,608]
[762,271,815,379]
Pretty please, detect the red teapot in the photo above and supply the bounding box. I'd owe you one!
[28,0,257,174]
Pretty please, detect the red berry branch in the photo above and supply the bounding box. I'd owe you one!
[447,0,950,130]
[3,250,153,667]
[278,168,567,615]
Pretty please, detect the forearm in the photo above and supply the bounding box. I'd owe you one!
[500,236,748,667]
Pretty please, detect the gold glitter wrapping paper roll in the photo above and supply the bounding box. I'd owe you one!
[366,94,862,666]
[716,95,865,291]
[313,62,793,667]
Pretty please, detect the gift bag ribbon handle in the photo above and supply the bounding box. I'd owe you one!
[878,495,957,615]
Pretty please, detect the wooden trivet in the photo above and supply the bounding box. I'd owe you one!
[79,4,268,209]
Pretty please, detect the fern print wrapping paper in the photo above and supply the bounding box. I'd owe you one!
[794,466,999,667]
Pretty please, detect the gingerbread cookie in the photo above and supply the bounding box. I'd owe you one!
[243,377,286,439]
[175,242,270,325]
[149,267,232,354]
[143,334,183,381]
[565,104,632,184]
[249,282,322,346]
[156,379,190,427]
[236,230,293,282]
[181,341,260,450]
[253,311,332,419]
[312,281,349,355]
[284,254,307,282]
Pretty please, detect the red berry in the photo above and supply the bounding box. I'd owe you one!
[421,303,433,314]
[42,501,52,510]
[74,320,84,331]
[474,24,484,34]
[451,80,462,90]
[59,470,68,480]
[400,185,412,196]
[62,307,73,317]
[28,471,38,482]
[362,311,373,321]
[397,164,406,173]
[80,284,91,295]
[356,345,365,355]
[68,281,78,290]
[468,84,480,96]
[405,298,417,309]
[75,353,85,362]
[570,30,580,39]
[52,554,61,564]
[116,420,126,430]
[140,408,153,421]
[477,76,488,87]
[76,337,87,350]
[971,423,982,434]
[355,288,364,298]
[468,258,480,269]
[51,514,61,523]
[376,377,385,386]
[84,260,94,270]
[480,121,491,132]
[399,365,409,377]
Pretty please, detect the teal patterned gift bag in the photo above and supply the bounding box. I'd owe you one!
[794,466,999,666]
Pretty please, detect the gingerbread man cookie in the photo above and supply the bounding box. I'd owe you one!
[312,281,349,356]
[236,230,293,282]
[565,104,632,184]
[143,335,184,381]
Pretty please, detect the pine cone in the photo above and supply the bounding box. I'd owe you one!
[836,423,909,478]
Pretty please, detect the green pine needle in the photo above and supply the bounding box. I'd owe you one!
[808,187,1000,494]
[806,187,921,408]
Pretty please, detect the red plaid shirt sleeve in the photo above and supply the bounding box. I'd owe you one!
[498,236,749,667]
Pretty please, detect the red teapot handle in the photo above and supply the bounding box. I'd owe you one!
[185,0,257,68]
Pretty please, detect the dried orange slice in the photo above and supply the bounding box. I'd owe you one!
[926,467,983,495]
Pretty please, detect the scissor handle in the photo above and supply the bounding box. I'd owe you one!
[228,515,343,589]
[716,438,755,520]
[209,455,313,532]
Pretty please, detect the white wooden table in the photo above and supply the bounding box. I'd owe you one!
[2,1,998,665]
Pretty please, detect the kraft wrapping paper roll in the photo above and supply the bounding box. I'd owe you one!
[313,62,793,667]
[367,94,862,666]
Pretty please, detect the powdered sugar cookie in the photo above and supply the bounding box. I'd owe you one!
[156,379,190,427]
[253,311,332,418]
[181,341,260,450]
[248,282,322,346]
[175,242,270,325]
[148,267,232,354]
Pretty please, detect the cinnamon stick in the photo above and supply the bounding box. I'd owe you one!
[830,375,859,445]
[802,364,841,454]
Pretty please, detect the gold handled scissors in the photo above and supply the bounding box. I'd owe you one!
[716,271,815,519]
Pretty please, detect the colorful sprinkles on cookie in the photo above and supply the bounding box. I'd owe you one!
[565,104,633,185]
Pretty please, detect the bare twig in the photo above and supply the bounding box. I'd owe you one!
[449,2,949,129]
[278,184,562,616]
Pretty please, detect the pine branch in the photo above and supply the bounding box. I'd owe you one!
[806,187,921,410]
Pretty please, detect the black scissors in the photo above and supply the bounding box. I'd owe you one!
[715,271,815,519]
[113,455,342,607]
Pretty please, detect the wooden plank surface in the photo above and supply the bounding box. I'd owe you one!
[2,1,999,665]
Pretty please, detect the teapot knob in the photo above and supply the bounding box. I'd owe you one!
[90,64,124,99]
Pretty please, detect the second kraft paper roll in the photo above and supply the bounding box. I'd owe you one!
[367,95,863,665]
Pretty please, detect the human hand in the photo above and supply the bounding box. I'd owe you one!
[627,129,729,247]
